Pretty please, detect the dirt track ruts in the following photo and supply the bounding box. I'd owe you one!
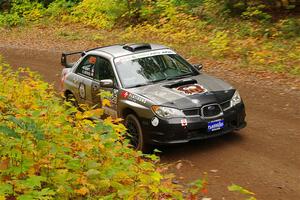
[1,46,300,200]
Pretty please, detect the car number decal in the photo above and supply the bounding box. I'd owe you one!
[79,82,86,99]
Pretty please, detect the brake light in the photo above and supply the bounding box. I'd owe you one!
[60,72,67,91]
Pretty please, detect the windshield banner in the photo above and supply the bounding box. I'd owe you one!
[114,49,176,63]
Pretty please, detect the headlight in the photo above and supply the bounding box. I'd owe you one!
[151,105,185,118]
[230,90,242,107]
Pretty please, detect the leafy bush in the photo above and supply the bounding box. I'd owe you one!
[10,0,45,21]
[122,13,199,45]
[0,0,45,26]
[224,0,299,15]
[241,4,271,22]
[69,0,128,29]
[139,0,179,22]
[0,64,182,199]
[0,12,23,26]
[46,0,76,19]
[277,18,300,39]
[209,30,230,56]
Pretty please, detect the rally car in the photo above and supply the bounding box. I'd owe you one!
[61,43,246,152]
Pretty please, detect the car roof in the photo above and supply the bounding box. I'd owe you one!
[88,43,170,58]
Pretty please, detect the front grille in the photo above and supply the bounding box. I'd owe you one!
[201,104,222,118]
[183,103,226,117]
[220,100,231,111]
[183,109,199,116]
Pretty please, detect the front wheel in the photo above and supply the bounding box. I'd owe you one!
[125,114,150,153]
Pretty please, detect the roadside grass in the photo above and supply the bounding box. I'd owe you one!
[56,30,83,41]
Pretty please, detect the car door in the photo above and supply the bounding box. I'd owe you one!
[72,55,97,105]
[92,56,118,118]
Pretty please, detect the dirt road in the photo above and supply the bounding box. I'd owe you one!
[1,46,300,200]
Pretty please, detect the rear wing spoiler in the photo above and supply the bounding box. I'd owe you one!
[61,51,86,68]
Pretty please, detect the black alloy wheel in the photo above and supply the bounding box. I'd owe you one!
[125,114,149,152]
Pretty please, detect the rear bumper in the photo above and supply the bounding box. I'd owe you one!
[142,103,246,145]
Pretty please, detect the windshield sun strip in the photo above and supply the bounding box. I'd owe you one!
[114,53,197,88]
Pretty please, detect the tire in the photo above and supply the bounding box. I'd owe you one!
[65,92,78,108]
[125,114,151,153]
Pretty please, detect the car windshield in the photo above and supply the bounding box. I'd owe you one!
[114,53,198,88]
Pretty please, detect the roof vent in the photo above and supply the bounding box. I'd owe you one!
[123,43,152,52]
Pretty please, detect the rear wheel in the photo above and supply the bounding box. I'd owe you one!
[65,92,78,108]
[125,114,150,153]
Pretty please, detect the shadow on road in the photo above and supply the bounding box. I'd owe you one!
[158,132,245,160]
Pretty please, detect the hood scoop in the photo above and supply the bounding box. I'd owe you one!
[164,78,197,88]
[164,79,208,96]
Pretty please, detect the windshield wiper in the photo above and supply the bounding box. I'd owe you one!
[151,79,166,83]
[165,73,194,81]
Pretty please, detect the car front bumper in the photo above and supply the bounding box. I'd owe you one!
[142,103,246,145]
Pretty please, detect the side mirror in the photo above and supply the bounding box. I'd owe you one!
[100,79,114,88]
[193,64,203,71]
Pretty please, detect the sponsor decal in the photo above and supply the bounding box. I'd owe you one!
[115,49,176,63]
[128,94,147,104]
[181,119,188,127]
[111,89,118,105]
[175,84,207,95]
[120,91,147,104]
[208,119,224,132]
[81,64,94,77]
[120,91,129,99]
[79,82,86,99]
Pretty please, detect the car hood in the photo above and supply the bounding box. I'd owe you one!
[127,73,235,109]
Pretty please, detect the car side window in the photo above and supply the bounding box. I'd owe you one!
[94,57,115,81]
[75,55,97,78]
